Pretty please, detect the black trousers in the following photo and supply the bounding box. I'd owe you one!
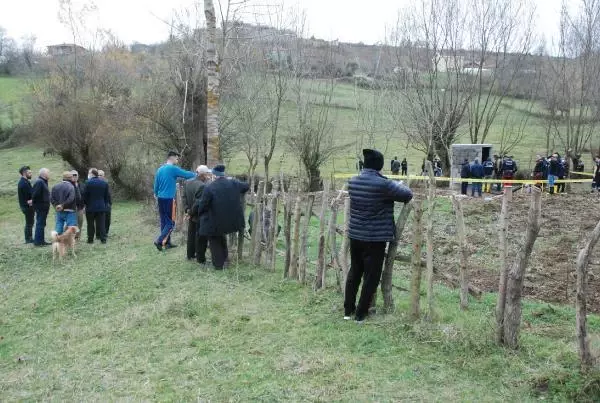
[401,168,407,176]
[461,182,469,195]
[21,207,34,242]
[86,212,106,242]
[105,209,111,234]
[344,239,387,320]
[187,220,208,262]
[208,235,228,269]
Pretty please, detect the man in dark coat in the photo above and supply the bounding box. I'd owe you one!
[183,165,211,262]
[547,153,560,194]
[470,158,484,197]
[51,171,77,235]
[460,159,470,195]
[83,168,111,244]
[593,156,600,192]
[195,165,249,270]
[32,168,51,246]
[401,158,408,176]
[391,157,400,175]
[98,170,112,236]
[70,170,85,240]
[18,166,34,243]
[344,149,413,323]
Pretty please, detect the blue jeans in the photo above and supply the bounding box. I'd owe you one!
[34,206,49,245]
[471,182,482,197]
[156,198,176,246]
[55,211,77,234]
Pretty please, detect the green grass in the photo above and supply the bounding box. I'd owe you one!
[1,146,600,401]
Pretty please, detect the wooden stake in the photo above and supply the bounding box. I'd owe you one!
[268,181,280,272]
[315,181,331,290]
[340,195,351,294]
[410,200,424,320]
[424,161,436,321]
[289,194,303,280]
[495,191,510,344]
[238,193,246,261]
[451,195,469,310]
[299,194,315,285]
[250,181,264,265]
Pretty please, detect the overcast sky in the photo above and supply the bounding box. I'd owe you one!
[1,0,564,50]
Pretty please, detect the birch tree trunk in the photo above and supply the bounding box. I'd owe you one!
[451,195,469,310]
[425,161,436,320]
[315,181,331,290]
[289,195,303,280]
[576,219,600,371]
[410,200,424,320]
[299,195,315,285]
[382,201,414,313]
[503,189,542,349]
[204,0,220,166]
[495,191,510,344]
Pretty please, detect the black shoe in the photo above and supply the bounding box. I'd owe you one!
[34,242,51,247]
[165,244,178,249]
[25,240,34,244]
[154,242,163,251]
[197,258,206,264]
[87,240,94,244]
[100,240,107,244]
[213,266,224,270]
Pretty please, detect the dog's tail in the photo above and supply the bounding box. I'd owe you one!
[51,231,59,242]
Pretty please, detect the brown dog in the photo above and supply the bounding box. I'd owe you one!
[51,226,78,262]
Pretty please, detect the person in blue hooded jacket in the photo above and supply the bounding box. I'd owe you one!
[470,158,484,197]
[344,149,413,323]
[153,151,196,251]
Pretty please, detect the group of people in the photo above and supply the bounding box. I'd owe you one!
[152,151,249,270]
[459,155,518,196]
[17,166,112,246]
[390,157,408,176]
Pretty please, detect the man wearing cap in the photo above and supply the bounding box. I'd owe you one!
[17,165,34,243]
[183,165,212,261]
[83,168,111,244]
[153,151,196,251]
[344,149,413,323]
[32,168,51,246]
[195,165,249,269]
[51,171,77,235]
[70,170,85,240]
[98,170,112,236]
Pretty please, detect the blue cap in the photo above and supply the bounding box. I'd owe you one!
[212,164,226,177]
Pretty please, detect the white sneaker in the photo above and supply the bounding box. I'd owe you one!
[343,316,352,321]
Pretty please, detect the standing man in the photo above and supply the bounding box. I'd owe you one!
[470,158,484,197]
[182,165,211,261]
[391,156,400,175]
[493,155,503,191]
[153,151,196,251]
[533,155,547,189]
[84,168,111,244]
[17,166,34,244]
[51,172,77,235]
[196,165,249,270]
[98,170,112,236]
[593,156,600,192]
[460,159,470,195]
[344,149,413,323]
[482,157,495,193]
[401,158,408,176]
[501,155,517,187]
[32,168,51,246]
[70,170,85,240]
[547,153,560,194]
[557,156,567,193]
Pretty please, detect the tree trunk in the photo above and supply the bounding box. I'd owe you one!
[576,219,600,371]
[289,195,303,280]
[315,181,331,290]
[340,196,351,294]
[299,195,315,285]
[328,195,340,292]
[204,0,220,166]
[503,189,542,349]
[267,181,279,271]
[425,161,436,320]
[410,201,424,320]
[451,195,469,310]
[237,193,246,262]
[495,191,510,344]
[250,181,264,265]
[382,201,414,313]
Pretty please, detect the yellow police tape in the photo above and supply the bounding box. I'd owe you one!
[333,173,593,185]
[572,171,596,177]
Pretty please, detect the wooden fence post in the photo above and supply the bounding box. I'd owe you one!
[495,191,510,344]
[299,194,315,285]
[328,190,343,292]
[576,219,600,371]
[382,201,413,313]
[268,180,280,271]
[289,194,303,280]
[410,200,424,320]
[238,193,246,262]
[503,188,542,349]
[315,181,331,290]
[340,195,351,295]
[451,195,469,310]
[424,161,437,321]
[250,181,264,265]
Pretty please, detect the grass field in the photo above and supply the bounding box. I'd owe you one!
[2,146,600,401]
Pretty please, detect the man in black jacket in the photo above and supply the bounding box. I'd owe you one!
[345,149,413,323]
[84,168,111,244]
[17,166,34,243]
[183,165,211,262]
[32,168,51,246]
[70,170,85,240]
[51,171,77,235]
[98,170,112,236]
[460,159,470,195]
[195,165,249,270]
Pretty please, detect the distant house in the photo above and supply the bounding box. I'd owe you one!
[47,44,87,57]
[433,53,465,72]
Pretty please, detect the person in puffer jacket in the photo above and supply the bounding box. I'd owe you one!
[344,149,413,323]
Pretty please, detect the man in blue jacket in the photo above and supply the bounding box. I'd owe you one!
[32,168,51,246]
[470,158,484,197]
[84,168,111,243]
[344,149,413,323]
[153,151,196,251]
[18,166,34,243]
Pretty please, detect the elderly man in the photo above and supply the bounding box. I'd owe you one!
[153,151,196,251]
[70,170,85,240]
[32,168,51,246]
[17,165,34,243]
[51,171,77,235]
[344,149,413,323]
[183,165,212,261]
[84,168,111,244]
[195,165,249,270]
[98,170,112,236]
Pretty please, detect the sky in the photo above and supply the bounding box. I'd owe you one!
[0,0,564,50]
